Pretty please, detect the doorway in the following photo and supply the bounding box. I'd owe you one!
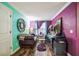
[0,3,12,56]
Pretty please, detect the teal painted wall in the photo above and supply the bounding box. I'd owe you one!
[1,2,23,52]
[12,12,22,51]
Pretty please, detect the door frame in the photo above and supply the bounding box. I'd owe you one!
[0,3,12,55]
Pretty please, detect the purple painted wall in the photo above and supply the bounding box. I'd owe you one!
[51,3,77,55]
[77,3,79,56]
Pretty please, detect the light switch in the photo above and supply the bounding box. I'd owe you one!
[70,30,73,34]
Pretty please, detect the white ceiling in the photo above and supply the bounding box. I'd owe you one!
[9,2,67,20]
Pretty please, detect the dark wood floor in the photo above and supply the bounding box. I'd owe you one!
[12,42,54,56]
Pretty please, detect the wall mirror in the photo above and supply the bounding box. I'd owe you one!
[17,18,25,32]
[54,17,62,34]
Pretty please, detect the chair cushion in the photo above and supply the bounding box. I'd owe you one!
[37,43,46,51]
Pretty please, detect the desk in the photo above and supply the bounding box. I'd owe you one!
[38,36,45,40]
[18,34,36,48]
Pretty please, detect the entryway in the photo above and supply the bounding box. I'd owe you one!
[0,3,12,56]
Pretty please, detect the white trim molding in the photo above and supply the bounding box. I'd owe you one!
[10,47,20,55]
[51,2,72,20]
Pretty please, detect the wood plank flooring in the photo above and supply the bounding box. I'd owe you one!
[12,41,54,56]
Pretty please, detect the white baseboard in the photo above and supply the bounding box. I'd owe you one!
[67,53,72,56]
[10,47,20,55]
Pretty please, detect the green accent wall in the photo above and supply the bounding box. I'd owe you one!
[12,12,22,51]
[1,2,23,52]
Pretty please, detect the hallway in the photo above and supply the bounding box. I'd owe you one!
[0,2,79,56]
[12,40,54,56]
